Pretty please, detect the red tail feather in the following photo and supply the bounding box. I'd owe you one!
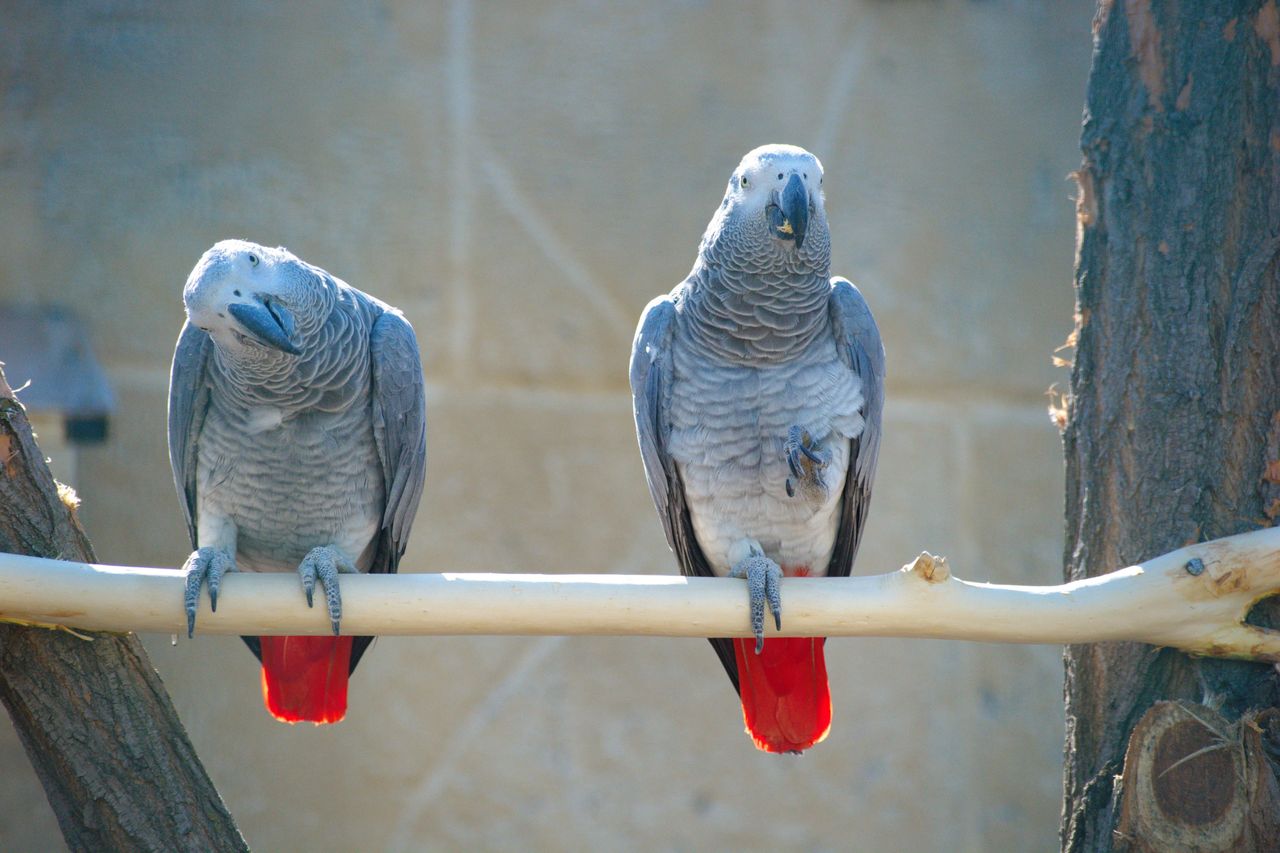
[259,635,353,724]
[733,636,832,753]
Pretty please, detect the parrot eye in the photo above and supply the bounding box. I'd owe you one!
[248,253,259,267]
[740,175,749,189]
[777,173,783,180]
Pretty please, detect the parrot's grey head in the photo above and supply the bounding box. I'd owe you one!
[701,144,830,267]
[183,239,326,358]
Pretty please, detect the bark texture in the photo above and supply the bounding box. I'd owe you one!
[1062,2,1280,851]
[0,366,246,852]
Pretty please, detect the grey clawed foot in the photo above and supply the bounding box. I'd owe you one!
[183,547,237,638]
[729,552,783,654]
[784,425,831,500]
[298,546,358,635]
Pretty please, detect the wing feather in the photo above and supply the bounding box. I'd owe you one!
[826,278,885,578]
[368,309,427,574]
[353,309,427,671]
[630,292,739,690]
[167,320,213,549]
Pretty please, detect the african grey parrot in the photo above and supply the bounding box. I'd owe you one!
[630,145,884,753]
[169,239,426,724]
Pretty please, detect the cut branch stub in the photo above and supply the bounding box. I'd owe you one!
[1115,701,1280,852]
[904,551,950,583]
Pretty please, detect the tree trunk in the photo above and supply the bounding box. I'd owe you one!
[1062,2,1280,851]
[0,366,246,852]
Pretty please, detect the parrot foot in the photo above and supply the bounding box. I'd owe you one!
[728,544,783,654]
[783,425,831,501]
[183,546,238,638]
[297,546,358,635]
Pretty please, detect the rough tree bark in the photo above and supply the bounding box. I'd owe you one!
[1062,2,1280,851]
[0,366,246,852]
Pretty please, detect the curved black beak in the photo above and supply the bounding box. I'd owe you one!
[227,297,300,355]
[767,173,810,249]
[780,173,809,249]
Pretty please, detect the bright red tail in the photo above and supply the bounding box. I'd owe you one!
[733,636,832,753]
[258,635,353,724]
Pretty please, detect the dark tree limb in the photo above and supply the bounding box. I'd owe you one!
[0,364,246,852]
[1062,2,1280,851]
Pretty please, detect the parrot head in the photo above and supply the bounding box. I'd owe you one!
[704,144,829,261]
[183,239,317,357]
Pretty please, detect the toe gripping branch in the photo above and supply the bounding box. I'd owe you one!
[183,547,237,638]
[729,554,784,653]
[298,546,358,635]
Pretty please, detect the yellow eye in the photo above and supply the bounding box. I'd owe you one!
[740,175,749,189]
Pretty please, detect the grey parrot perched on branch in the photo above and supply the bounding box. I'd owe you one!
[168,239,426,724]
[630,145,884,753]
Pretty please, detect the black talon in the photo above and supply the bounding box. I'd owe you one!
[786,478,795,497]
[210,589,219,613]
[187,610,195,639]
[305,586,314,608]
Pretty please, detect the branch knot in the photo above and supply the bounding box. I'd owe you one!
[905,552,950,584]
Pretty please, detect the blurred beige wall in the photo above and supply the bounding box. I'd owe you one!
[0,2,1092,850]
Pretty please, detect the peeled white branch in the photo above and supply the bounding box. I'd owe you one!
[2,528,1280,660]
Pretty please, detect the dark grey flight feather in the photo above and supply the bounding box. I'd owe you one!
[824,277,885,578]
[629,293,740,688]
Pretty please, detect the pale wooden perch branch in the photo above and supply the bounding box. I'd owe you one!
[2,528,1280,660]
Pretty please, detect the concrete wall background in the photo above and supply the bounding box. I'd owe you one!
[0,2,1092,850]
